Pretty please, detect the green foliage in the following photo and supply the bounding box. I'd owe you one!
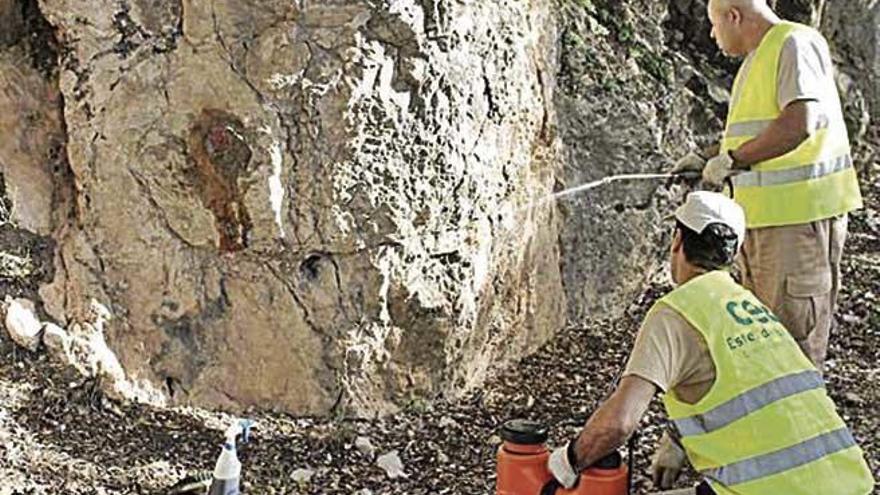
[631,45,673,83]
[402,395,433,414]
[560,0,675,93]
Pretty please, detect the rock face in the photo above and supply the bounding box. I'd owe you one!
[0,0,563,415]
[1,0,876,416]
[822,1,880,137]
[555,2,719,321]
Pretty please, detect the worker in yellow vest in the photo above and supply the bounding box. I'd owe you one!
[547,192,873,494]
[674,0,862,369]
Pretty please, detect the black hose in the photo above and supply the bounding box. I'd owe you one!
[540,479,561,495]
[627,430,638,495]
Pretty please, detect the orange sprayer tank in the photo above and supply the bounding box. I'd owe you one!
[496,419,629,495]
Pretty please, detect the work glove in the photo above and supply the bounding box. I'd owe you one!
[670,152,707,174]
[702,151,734,186]
[651,431,688,490]
[547,440,580,489]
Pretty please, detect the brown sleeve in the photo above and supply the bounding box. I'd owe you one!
[623,304,714,397]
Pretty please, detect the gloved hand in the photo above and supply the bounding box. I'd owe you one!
[548,440,580,489]
[670,152,707,174]
[651,432,688,490]
[702,151,734,186]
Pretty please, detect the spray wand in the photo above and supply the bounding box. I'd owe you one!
[522,170,702,212]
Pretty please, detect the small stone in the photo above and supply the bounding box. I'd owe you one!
[376,450,407,479]
[487,434,502,446]
[844,392,864,405]
[290,468,314,484]
[841,313,860,324]
[355,436,375,458]
[438,416,457,429]
[43,323,72,358]
[707,82,731,104]
[3,298,43,351]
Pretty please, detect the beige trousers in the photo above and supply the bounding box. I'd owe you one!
[736,215,848,370]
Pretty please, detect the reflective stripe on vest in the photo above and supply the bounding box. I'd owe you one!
[721,22,862,228]
[656,271,873,495]
[726,114,830,139]
[731,153,852,188]
[673,370,824,437]
[704,427,857,486]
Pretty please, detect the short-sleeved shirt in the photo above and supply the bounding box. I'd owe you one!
[623,304,716,405]
[730,25,845,132]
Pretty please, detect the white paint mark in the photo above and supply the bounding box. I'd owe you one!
[378,56,411,110]
[262,126,286,238]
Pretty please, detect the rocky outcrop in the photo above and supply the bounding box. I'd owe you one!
[2,0,875,416]
[0,0,563,415]
[555,1,721,321]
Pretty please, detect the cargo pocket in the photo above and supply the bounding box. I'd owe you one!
[777,272,832,364]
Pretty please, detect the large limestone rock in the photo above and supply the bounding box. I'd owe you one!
[4,0,563,415]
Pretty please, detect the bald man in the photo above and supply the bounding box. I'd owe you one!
[676,0,862,369]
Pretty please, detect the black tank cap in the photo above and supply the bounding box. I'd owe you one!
[593,451,622,469]
[499,419,548,445]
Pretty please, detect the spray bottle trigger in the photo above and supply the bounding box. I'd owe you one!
[239,419,255,444]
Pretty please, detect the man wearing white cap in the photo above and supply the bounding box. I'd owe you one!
[546,192,872,494]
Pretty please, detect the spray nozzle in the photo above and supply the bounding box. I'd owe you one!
[224,418,256,446]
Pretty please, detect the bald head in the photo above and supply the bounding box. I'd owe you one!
[707,0,779,56]
[710,0,773,16]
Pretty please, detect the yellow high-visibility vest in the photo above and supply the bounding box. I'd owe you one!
[655,271,873,495]
[722,21,862,228]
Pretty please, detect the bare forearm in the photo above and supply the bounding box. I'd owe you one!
[570,376,656,470]
[732,121,806,167]
[572,410,632,469]
[729,100,814,168]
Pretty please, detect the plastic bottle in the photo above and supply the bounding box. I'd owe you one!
[208,418,255,495]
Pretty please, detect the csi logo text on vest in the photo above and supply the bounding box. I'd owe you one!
[724,299,788,352]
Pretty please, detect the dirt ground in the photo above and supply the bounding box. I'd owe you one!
[1,170,878,494]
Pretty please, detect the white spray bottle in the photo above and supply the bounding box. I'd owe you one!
[208,418,255,495]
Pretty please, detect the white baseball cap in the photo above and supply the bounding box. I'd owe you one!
[674,191,746,248]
